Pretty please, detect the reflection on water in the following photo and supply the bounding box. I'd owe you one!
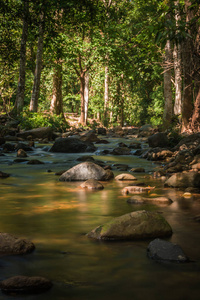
[0,137,200,300]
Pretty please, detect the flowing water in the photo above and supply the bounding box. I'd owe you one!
[0,136,200,300]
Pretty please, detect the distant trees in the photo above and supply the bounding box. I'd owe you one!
[0,0,200,132]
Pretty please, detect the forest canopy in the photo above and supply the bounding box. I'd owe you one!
[0,0,200,132]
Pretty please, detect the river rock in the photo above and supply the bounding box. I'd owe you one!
[50,137,96,153]
[147,238,189,262]
[15,142,33,151]
[0,171,10,178]
[0,233,35,255]
[0,276,52,295]
[138,124,155,137]
[27,159,44,164]
[148,132,169,148]
[80,179,104,190]
[130,167,145,172]
[79,130,100,142]
[87,210,172,240]
[165,171,200,188]
[97,127,107,135]
[122,185,155,194]
[17,127,53,140]
[17,149,28,157]
[111,147,131,155]
[59,162,114,181]
[115,173,137,181]
[127,196,172,204]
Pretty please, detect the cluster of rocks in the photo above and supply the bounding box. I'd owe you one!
[0,233,52,295]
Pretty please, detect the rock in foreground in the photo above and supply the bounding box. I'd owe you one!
[0,233,35,255]
[147,238,189,263]
[87,210,172,240]
[0,276,52,295]
[59,162,114,181]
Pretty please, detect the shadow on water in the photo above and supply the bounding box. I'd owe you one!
[0,137,200,299]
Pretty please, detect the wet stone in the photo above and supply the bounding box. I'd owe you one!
[0,276,52,295]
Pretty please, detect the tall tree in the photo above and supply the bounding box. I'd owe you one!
[29,2,45,112]
[14,0,29,115]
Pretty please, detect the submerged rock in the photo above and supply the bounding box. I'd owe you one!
[127,196,172,205]
[0,233,35,255]
[59,162,114,181]
[115,173,137,181]
[80,179,104,190]
[87,210,172,240]
[147,238,189,263]
[0,276,52,295]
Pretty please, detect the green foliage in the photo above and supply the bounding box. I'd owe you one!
[18,111,69,132]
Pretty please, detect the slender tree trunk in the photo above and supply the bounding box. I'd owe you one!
[103,65,109,126]
[173,1,182,115]
[13,0,29,115]
[29,11,45,112]
[181,1,194,131]
[173,43,182,115]
[79,72,86,125]
[84,72,89,122]
[163,40,173,129]
[50,61,64,117]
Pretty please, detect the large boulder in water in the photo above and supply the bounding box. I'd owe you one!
[165,171,200,188]
[87,210,172,240]
[0,233,35,255]
[59,162,114,181]
[50,137,96,153]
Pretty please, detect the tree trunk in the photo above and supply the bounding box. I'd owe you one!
[84,72,89,122]
[79,72,86,125]
[29,11,45,112]
[50,61,64,117]
[181,1,194,131]
[173,1,182,115]
[163,40,173,129]
[13,0,29,115]
[103,65,109,126]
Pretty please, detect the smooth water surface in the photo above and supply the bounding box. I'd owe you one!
[0,137,200,300]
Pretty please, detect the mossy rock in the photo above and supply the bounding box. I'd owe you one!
[87,210,172,240]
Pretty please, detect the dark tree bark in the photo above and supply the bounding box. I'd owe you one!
[163,39,173,129]
[13,0,29,115]
[29,10,45,112]
[50,60,64,117]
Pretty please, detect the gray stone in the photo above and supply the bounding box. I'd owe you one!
[59,162,114,181]
[87,210,172,240]
[147,238,189,262]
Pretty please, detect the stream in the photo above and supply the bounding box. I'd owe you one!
[0,136,200,300]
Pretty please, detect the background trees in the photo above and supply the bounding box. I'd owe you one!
[0,0,200,132]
